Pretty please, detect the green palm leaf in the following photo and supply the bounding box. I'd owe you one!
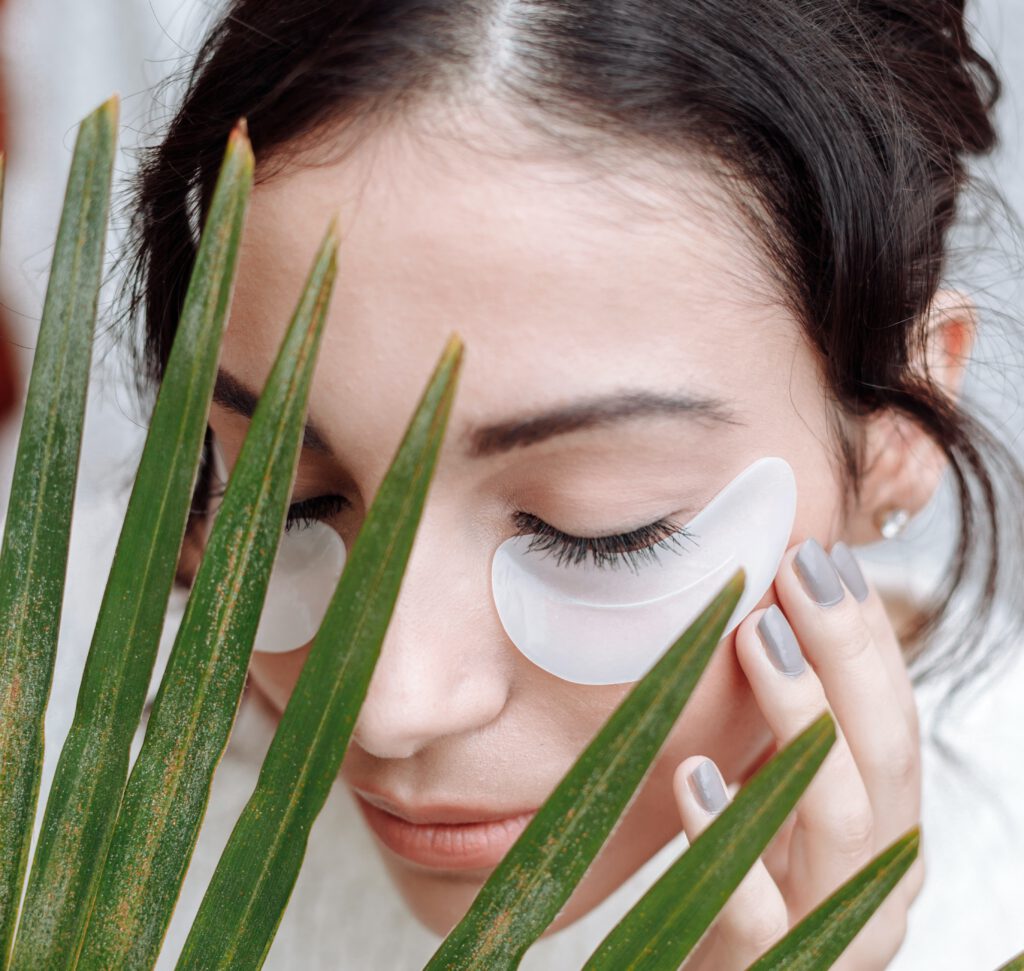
[0,97,118,967]
[746,827,920,970]
[583,709,836,969]
[9,120,252,970]
[175,332,464,970]
[0,99,1003,971]
[425,570,746,971]
[76,222,338,969]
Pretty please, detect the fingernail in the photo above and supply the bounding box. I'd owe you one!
[829,541,869,602]
[688,758,728,815]
[757,605,806,677]
[794,538,845,607]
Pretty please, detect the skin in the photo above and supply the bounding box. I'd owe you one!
[205,96,970,965]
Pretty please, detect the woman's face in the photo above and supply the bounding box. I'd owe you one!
[208,102,849,937]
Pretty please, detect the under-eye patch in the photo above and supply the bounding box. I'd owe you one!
[490,457,797,685]
[207,436,346,656]
[208,437,795,673]
[250,518,347,654]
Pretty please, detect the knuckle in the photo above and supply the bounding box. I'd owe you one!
[731,897,789,953]
[881,910,909,964]
[852,901,909,970]
[865,921,908,969]
[892,741,919,789]
[828,611,874,661]
[787,698,833,734]
[871,736,919,791]
[831,802,875,860]
[903,854,927,904]
[835,823,875,863]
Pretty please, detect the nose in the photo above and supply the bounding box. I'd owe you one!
[349,505,512,760]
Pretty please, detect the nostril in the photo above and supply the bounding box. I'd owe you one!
[349,721,420,762]
[349,660,509,762]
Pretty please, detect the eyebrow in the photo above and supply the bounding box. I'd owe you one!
[212,369,333,453]
[211,368,740,460]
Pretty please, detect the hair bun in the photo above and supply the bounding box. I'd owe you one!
[865,0,1000,158]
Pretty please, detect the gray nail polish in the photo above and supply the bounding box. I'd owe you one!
[757,605,806,677]
[829,541,869,602]
[688,758,728,815]
[794,538,845,607]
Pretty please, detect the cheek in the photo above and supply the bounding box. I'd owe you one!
[518,671,635,762]
[535,625,767,792]
[558,631,770,908]
[791,462,848,551]
[657,630,768,777]
[248,647,311,712]
[796,423,855,544]
[629,455,850,797]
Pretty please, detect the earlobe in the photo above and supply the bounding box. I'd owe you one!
[848,411,944,544]
[844,289,976,544]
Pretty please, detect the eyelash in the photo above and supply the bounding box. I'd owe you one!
[511,511,695,573]
[281,495,696,573]
[284,494,348,532]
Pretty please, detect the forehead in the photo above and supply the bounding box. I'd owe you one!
[225,100,820,471]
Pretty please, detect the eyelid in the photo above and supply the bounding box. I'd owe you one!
[511,510,695,573]
[511,509,679,540]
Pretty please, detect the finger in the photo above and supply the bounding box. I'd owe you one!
[734,738,794,885]
[761,807,795,886]
[775,539,922,844]
[675,756,789,967]
[829,542,921,750]
[734,604,876,902]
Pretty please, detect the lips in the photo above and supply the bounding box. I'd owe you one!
[351,786,536,826]
[349,786,540,870]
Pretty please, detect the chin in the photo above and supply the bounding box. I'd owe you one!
[373,775,686,943]
[387,850,642,944]
[397,873,598,941]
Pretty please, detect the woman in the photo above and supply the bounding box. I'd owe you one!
[118,0,1023,966]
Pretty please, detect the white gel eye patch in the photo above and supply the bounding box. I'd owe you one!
[250,519,347,654]
[490,457,797,685]
[206,436,347,655]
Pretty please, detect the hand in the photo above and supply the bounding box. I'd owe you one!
[674,538,924,969]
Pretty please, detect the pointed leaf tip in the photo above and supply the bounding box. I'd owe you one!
[226,120,254,174]
[96,93,120,124]
[812,709,837,750]
[444,331,465,363]
[77,94,119,137]
[323,213,342,245]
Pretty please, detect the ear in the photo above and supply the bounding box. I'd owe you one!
[846,289,976,545]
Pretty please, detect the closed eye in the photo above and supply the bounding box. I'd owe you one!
[511,511,697,573]
[279,493,697,574]
[284,494,349,532]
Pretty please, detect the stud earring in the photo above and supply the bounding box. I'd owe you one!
[875,507,910,540]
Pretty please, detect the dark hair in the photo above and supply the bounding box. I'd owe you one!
[116,0,1024,758]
